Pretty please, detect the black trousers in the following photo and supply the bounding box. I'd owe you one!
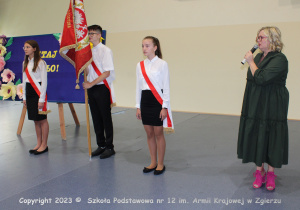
[88,84,114,149]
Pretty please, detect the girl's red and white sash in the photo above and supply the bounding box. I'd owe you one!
[140,61,174,133]
[91,61,116,107]
[25,67,51,115]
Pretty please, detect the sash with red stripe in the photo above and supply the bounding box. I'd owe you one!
[91,61,116,107]
[25,67,50,114]
[140,61,174,132]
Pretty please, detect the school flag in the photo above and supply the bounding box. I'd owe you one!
[59,0,92,89]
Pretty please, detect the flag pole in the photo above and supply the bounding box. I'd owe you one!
[59,0,93,158]
[84,69,92,159]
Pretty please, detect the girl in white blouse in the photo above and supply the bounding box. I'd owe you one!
[136,36,171,175]
[22,40,49,155]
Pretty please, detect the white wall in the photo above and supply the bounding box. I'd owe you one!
[1,0,300,119]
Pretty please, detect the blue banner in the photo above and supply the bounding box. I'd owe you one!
[4,32,106,103]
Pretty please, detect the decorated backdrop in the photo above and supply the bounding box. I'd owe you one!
[1,32,106,103]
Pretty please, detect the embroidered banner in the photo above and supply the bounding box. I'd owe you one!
[59,0,92,89]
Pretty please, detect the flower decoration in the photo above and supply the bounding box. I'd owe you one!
[1,69,15,83]
[0,82,16,100]
[0,44,7,57]
[16,83,23,99]
[0,57,5,71]
[53,33,62,45]
[0,35,7,46]
[58,35,62,45]
[0,35,21,101]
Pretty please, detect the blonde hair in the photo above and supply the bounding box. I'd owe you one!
[257,26,283,52]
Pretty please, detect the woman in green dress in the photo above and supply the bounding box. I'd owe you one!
[237,26,289,191]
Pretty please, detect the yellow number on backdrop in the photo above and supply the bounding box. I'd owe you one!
[47,65,59,72]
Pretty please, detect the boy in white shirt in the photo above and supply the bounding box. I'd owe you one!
[83,25,115,159]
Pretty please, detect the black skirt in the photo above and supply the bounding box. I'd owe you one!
[141,90,163,126]
[26,83,47,121]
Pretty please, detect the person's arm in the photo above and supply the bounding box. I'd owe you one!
[22,63,27,106]
[160,62,170,121]
[82,71,110,89]
[244,50,258,76]
[136,64,142,120]
[38,60,47,109]
[253,54,288,85]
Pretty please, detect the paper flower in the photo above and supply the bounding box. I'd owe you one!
[0,44,6,57]
[16,84,23,99]
[0,57,5,71]
[0,35,7,46]
[0,82,16,100]
[58,34,62,45]
[1,69,15,83]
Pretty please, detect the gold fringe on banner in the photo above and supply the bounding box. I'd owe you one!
[59,44,77,67]
[164,127,175,134]
[38,110,52,115]
[110,102,117,108]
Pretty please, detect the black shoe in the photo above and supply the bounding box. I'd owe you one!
[34,147,48,155]
[100,148,115,159]
[154,166,165,175]
[92,147,106,157]
[143,166,157,173]
[29,149,37,154]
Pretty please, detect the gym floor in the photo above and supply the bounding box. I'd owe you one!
[0,101,299,210]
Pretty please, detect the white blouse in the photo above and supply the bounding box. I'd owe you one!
[136,56,170,109]
[22,58,48,102]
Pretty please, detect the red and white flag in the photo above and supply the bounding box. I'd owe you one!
[59,0,92,89]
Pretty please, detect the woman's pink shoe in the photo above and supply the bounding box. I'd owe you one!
[266,172,277,191]
[253,170,266,188]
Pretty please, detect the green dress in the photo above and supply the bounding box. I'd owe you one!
[237,51,289,168]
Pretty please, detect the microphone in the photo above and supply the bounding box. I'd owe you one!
[241,44,258,65]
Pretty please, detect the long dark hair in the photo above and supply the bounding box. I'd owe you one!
[23,40,42,72]
[143,36,162,59]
